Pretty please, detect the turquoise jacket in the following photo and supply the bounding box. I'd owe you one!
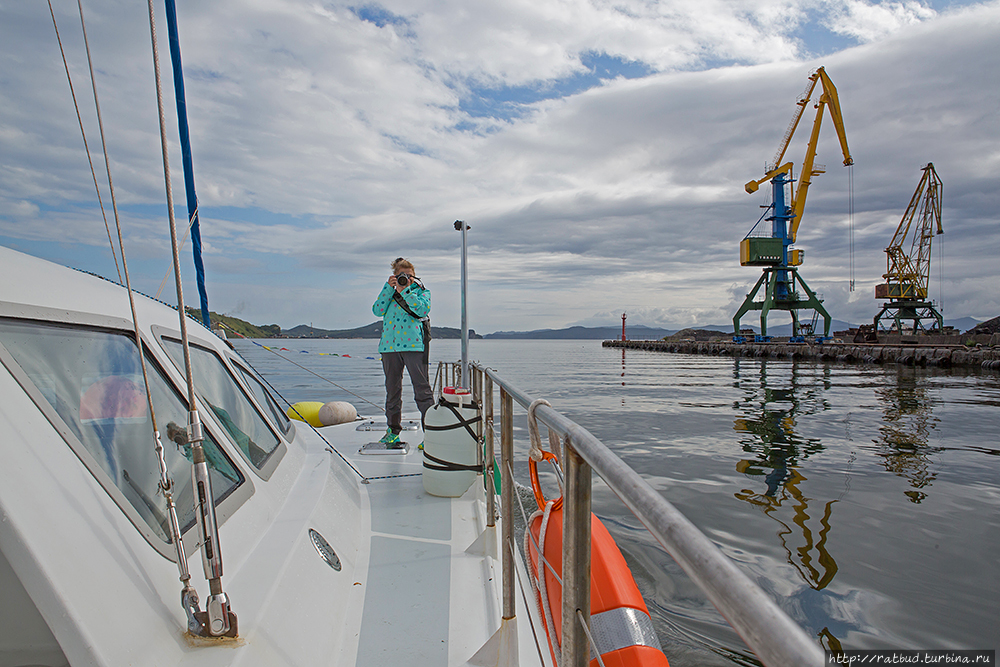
[372,282,431,353]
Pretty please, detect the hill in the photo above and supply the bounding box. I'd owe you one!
[186,309,280,338]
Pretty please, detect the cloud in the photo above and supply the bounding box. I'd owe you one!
[1,0,997,333]
[824,0,937,42]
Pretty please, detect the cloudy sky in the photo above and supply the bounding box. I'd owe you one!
[1,0,997,333]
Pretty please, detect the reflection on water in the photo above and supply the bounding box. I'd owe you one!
[731,360,840,594]
[874,367,941,503]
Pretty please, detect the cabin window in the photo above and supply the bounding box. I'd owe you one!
[0,319,243,544]
[161,339,281,470]
[235,363,293,436]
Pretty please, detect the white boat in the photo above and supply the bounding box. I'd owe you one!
[1,6,825,664]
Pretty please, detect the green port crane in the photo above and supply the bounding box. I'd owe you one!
[873,163,944,333]
[733,67,853,340]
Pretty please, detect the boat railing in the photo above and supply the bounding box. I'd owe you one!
[435,361,824,667]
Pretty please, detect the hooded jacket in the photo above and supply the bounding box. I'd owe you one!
[372,281,431,353]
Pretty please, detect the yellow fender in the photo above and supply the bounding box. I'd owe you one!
[287,401,325,428]
[287,400,359,427]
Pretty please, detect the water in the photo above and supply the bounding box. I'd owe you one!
[232,338,1000,664]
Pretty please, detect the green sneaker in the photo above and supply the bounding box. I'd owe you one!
[379,429,401,445]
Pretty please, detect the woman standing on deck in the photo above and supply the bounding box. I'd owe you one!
[372,257,433,446]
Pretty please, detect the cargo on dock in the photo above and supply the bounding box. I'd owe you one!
[604,337,1000,369]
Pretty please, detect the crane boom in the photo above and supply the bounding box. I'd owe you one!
[877,163,943,300]
[789,68,852,242]
[744,67,853,242]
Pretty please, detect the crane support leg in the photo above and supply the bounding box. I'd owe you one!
[873,300,943,334]
[733,268,831,337]
[733,271,771,335]
[791,270,831,336]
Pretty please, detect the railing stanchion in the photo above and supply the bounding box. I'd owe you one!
[562,443,592,667]
[501,387,515,619]
[485,374,496,527]
[475,367,484,468]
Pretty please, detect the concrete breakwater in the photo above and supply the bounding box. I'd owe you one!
[603,339,1000,369]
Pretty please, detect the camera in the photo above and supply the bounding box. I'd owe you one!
[395,273,410,287]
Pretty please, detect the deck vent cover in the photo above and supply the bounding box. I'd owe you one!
[309,529,342,571]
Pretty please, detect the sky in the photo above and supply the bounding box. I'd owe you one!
[1,0,997,334]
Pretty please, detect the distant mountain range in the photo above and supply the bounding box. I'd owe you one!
[482,317,985,339]
[211,311,987,340]
[281,321,482,339]
[485,324,674,340]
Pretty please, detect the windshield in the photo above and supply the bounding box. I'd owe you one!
[0,319,243,543]
[162,339,281,470]
[236,363,292,435]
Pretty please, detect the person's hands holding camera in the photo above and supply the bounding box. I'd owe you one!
[389,270,416,292]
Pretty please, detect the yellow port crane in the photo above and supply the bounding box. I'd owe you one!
[733,67,854,340]
[873,163,944,333]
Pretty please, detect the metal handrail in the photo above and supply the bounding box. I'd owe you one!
[459,361,824,667]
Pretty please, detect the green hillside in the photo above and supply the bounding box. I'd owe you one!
[186,309,280,339]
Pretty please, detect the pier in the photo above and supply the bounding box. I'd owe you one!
[604,336,1000,369]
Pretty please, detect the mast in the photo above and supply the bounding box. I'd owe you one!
[163,0,211,329]
[455,220,470,388]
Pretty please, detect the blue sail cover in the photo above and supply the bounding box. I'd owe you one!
[164,0,210,329]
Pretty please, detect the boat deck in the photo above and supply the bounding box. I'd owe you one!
[320,416,548,667]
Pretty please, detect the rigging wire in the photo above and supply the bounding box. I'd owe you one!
[848,164,855,292]
[46,0,122,284]
[76,0,127,288]
[216,321,386,412]
[938,230,945,315]
[147,0,236,635]
[155,211,200,299]
[51,0,193,600]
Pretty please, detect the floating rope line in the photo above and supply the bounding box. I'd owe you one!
[47,0,122,284]
[212,323,426,484]
[216,322,385,412]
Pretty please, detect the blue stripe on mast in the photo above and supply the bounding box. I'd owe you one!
[164,0,210,329]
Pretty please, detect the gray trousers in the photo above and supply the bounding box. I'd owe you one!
[382,351,434,432]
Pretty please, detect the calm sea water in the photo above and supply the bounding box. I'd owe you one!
[232,338,1000,665]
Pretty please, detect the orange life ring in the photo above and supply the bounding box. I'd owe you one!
[527,452,670,667]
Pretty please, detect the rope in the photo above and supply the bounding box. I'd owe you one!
[253,372,408,486]
[937,230,945,314]
[155,209,201,300]
[509,461,562,586]
[46,0,122,284]
[576,609,609,667]
[527,399,551,462]
[524,500,560,664]
[218,325,416,485]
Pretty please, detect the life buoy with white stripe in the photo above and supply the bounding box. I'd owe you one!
[527,452,670,667]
